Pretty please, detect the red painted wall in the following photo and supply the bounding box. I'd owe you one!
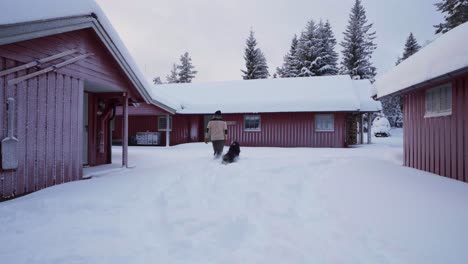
[0,57,84,199]
[403,73,467,183]
[114,112,347,148]
[0,29,142,200]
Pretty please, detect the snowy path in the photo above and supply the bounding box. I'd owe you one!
[1,129,468,263]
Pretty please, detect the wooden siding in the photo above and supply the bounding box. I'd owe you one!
[114,112,347,148]
[1,29,142,200]
[403,73,467,183]
[0,28,141,101]
[0,57,84,199]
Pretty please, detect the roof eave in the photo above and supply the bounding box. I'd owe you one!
[377,66,468,99]
[0,15,177,113]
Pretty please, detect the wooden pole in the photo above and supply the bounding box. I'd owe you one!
[367,112,372,144]
[122,93,128,168]
[166,114,170,147]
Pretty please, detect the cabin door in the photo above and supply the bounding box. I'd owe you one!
[83,93,89,165]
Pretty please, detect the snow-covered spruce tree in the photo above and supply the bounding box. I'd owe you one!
[316,20,339,76]
[296,20,320,77]
[434,0,468,34]
[340,0,377,80]
[396,33,421,65]
[177,52,197,83]
[277,35,301,78]
[383,33,421,127]
[153,76,163,85]
[166,63,179,83]
[241,30,269,79]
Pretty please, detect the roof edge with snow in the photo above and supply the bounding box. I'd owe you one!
[0,10,177,114]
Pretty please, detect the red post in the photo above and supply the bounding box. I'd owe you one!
[122,93,128,168]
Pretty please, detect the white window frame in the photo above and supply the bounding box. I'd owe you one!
[315,114,335,132]
[425,83,452,118]
[244,115,261,132]
[157,115,173,131]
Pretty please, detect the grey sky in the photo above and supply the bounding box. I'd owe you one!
[95,0,443,83]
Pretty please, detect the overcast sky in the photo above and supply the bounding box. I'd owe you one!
[95,0,443,83]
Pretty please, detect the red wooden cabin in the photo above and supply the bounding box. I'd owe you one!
[113,76,381,148]
[0,1,171,200]
[375,22,468,183]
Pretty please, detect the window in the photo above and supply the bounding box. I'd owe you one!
[158,115,172,131]
[315,114,334,132]
[425,83,452,117]
[244,115,261,131]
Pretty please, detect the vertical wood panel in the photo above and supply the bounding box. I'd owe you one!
[0,58,4,198]
[70,78,79,181]
[64,76,72,181]
[45,72,56,186]
[451,81,458,179]
[16,69,27,196]
[55,74,64,184]
[456,78,464,181]
[26,75,38,191]
[37,74,47,190]
[464,75,468,182]
[78,80,84,179]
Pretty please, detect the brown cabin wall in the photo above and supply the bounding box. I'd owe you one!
[403,73,468,183]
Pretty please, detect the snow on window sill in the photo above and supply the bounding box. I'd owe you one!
[244,129,261,132]
[424,111,452,118]
[315,129,334,132]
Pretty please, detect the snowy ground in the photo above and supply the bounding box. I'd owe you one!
[1,129,468,264]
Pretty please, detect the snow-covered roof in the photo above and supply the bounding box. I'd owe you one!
[150,76,381,114]
[375,22,468,98]
[0,0,176,113]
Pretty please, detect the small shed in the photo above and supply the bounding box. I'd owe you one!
[114,76,381,148]
[375,22,468,183]
[0,0,171,200]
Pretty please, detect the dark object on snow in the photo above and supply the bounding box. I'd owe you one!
[374,132,390,137]
[222,141,241,164]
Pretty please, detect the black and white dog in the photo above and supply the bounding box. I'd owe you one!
[222,141,241,164]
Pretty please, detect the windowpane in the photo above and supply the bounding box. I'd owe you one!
[425,83,452,116]
[315,114,334,131]
[158,116,172,130]
[244,115,261,131]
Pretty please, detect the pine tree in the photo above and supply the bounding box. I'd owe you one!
[177,52,197,83]
[383,33,421,127]
[153,76,163,85]
[380,96,403,128]
[296,20,320,77]
[340,0,377,80]
[434,0,468,34]
[277,35,301,78]
[241,30,270,79]
[316,20,339,76]
[166,63,179,83]
[396,33,421,65]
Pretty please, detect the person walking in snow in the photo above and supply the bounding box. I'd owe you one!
[205,110,227,158]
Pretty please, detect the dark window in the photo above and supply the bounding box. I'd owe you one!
[158,116,172,131]
[244,115,261,131]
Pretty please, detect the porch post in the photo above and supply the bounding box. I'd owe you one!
[367,112,372,144]
[122,93,128,168]
[166,114,170,147]
[359,113,364,144]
